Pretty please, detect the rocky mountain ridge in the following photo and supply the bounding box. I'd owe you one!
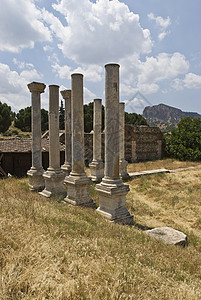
[142,103,201,131]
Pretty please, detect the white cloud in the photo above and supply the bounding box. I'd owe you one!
[138,52,189,88]
[13,58,34,70]
[52,63,103,82]
[148,13,171,40]
[0,63,44,111]
[0,0,51,52]
[120,52,189,98]
[84,87,97,104]
[183,73,201,89]
[47,0,152,64]
[172,73,201,90]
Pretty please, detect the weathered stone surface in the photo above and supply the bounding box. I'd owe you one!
[64,73,94,206]
[145,227,187,246]
[119,102,128,179]
[27,81,46,191]
[40,85,66,198]
[89,99,104,182]
[125,125,163,163]
[96,63,133,224]
[60,89,72,175]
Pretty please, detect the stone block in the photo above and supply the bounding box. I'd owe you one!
[145,227,188,246]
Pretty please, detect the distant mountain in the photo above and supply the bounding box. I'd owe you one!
[142,103,201,131]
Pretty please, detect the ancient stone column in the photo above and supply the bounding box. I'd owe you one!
[89,99,104,182]
[119,102,129,178]
[64,74,94,206]
[27,81,46,191]
[40,85,66,198]
[96,64,133,224]
[60,89,72,175]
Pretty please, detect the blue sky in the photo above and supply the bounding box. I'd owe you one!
[0,0,201,115]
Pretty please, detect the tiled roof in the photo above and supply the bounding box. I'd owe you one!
[0,137,65,153]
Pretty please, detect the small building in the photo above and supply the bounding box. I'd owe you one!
[0,137,65,177]
[0,125,163,177]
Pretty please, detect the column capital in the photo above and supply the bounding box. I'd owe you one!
[119,102,125,109]
[60,89,71,100]
[27,82,46,93]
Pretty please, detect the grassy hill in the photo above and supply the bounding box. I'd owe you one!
[0,159,201,299]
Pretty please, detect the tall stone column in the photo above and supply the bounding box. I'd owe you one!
[61,89,72,175]
[96,64,133,224]
[27,81,46,191]
[89,99,104,182]
[40,85,66,198]
[119,102,129,178]
[64,74,94,206]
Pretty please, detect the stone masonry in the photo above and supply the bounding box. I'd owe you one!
[119,102,128,178]
[61,89,72,175]
[40,85,66,198]
[27,81,46,191]
[89,99,104,182]
[96,64,133,224]
[64,74,94,206]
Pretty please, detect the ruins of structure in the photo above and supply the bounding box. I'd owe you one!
[60,89,72,175]
[63,74,94,206]
[89,99,104,182]
[40,85,66,198]
[27,81,46,191]
[95,64,133,224]
[119,102,129,178]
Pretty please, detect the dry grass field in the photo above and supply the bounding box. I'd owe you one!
[0,159,201,299]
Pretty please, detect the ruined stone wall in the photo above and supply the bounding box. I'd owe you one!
[125,125,163,162]
[84,125,163,164]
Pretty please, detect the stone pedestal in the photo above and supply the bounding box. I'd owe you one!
[60,89,72,175]
[27,82,46,191]
[119,102,129,179]
[64,74,94,206]
[96,64,133,224]
[40,85,66,198]
[89,99,104,182]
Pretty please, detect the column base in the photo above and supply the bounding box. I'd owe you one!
[61,163,71,176]
[89,160,104,182]
[64,173,95,207]
[27,167,44,192]
[120,159,129,179]
[96,178,134,225]
[39,168,66,198]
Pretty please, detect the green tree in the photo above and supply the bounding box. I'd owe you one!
[0,101,12,133]
[84,102,105,133]
[83,102,148,132]
[125,112,148,126]
[14,106,48,132]
[164,116,201,161]
[14,106,31,132]
[59,100,65,130]
[41,109,48,132]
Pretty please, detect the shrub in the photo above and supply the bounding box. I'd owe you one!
[164,117,201,161]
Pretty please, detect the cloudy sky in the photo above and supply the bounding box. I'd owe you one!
[0,0,201,114]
